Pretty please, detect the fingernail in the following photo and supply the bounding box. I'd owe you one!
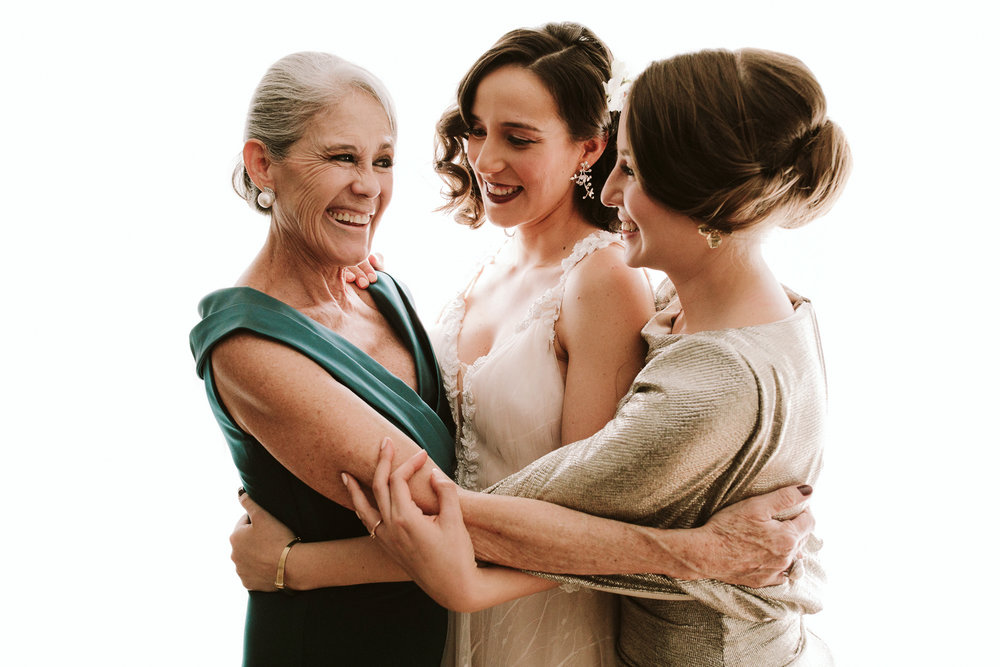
[238,487,246,497]
[368,272,377,282]
[797,484,813,496]
[380,438,387,451]
[341,473,349,486]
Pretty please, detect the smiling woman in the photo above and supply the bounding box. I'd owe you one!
[245,92,395,272]
[191,52,458,665]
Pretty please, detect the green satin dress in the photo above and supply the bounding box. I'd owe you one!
[190,273,455,666]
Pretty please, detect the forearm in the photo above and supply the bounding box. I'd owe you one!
[458,490,705,578]
[453,567,557,613]
[284,537,411,590]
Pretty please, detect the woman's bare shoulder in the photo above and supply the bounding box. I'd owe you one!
[563,242,653,320]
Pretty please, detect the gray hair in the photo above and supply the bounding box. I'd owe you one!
[232,52,398,214]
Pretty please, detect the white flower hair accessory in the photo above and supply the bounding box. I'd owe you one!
[604,60,632,113]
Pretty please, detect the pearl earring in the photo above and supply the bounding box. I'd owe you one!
[257,187,275,209]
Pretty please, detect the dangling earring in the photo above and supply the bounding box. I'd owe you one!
[698,224,730,249]
[257,186,275,209]
[571,161,594,200]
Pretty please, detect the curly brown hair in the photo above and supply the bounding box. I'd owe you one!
[435,22,618,230]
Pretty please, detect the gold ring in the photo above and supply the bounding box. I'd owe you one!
[369,519,383,540]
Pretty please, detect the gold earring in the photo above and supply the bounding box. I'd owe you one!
[698,224,729,249]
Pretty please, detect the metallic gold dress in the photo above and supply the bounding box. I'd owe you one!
[487,282,833,666]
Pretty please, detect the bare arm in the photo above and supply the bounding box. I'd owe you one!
[458,486,811,585]
[211,332,442,511]
[347,440,809,612]
[555,245,652,444]
[230,492,411,590]
[345,442,558,612]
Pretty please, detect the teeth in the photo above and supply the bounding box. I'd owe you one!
[329,211,371,225]
[485,182,520,196]
[620,219,638,232]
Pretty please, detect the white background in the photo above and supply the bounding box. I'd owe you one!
[2,1,996,664]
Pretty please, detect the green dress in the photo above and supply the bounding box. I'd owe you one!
[190,274,455,667]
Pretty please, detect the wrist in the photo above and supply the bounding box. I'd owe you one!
[643,525,705,580]
[274,537,301,594]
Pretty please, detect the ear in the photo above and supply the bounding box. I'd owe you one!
[243,139,274,191]
[580,135,609,169]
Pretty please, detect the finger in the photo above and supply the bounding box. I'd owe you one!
[432,469,462,529]
[760,484,812,519]
[233,513,251,531]
[355,273,370,289]
[355,260,375,280]
[387,450,429,518]
[371,438,395,522]
[344,269,356,283]
[369,252,384,272]
[786,506,815,538]
[343,472,381,528]
[239,491,264,520]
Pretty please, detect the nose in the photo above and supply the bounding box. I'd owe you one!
[351,165,381,199]
[601,166,622,207]
[471,135,504,177]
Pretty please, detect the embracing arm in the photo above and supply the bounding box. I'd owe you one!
[457,485,811,588]
[214,332,448,590]
[230,491,410,590]
[212,333,442,510]
[459,337,822,618]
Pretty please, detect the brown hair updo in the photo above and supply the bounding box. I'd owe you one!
[435,22,618,230]
[625,48,851,233]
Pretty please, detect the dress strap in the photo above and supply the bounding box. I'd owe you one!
[190,280,455,472]
[521,230,620,339]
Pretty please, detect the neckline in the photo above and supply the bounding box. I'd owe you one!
[454,230,616,372]
[643,282,810,341]
[215,283,429,398]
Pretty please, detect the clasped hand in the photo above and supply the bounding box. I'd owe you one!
[343,438,484,610]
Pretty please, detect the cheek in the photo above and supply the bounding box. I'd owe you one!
[466,141,482,172]
[378,174,394,208]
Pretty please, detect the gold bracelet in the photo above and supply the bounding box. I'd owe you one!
[274,537,301,592]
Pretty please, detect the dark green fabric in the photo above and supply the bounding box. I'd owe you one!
[190,273,454,666]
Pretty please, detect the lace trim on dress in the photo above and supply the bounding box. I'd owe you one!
[440,230,619,491]
[517,230,618,343]
[435,250,498,490]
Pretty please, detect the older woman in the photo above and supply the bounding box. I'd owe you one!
[192,51,814,666]
[347,47,849,665]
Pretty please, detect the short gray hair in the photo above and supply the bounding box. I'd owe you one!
[232,52,397,214]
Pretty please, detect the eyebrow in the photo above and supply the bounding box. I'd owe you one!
[468,115,544,133]
[320,142,394,153]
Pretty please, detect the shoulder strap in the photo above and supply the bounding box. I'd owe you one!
[189,284,455,471]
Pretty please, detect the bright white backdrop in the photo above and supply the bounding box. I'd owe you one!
[2,1,996,664]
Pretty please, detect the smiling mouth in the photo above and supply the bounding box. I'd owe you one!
[619,218,638,233]
[483,181,523,203]
[327,209,373,227]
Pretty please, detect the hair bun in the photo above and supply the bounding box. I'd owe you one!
[780,119,851,229]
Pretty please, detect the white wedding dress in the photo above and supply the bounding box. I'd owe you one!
[432,231,621,667]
